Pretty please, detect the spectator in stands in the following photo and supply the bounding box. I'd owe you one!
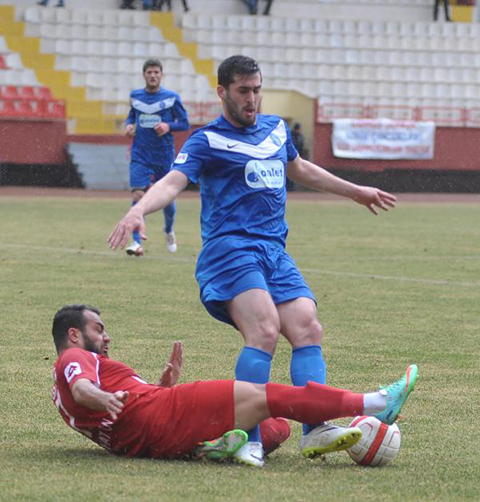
[263,0,273,15]
[291,122,308,160]
[121,0,154,9]
[154,0,190,12]
[241,0,273,15]
[242,0,257,14]
[37,0,64,6]
[434,0,451,21]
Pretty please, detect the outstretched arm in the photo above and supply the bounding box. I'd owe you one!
[287,155,396,215]
[108,170,189,250]
[156,341,183,387]
[71,378,129,421]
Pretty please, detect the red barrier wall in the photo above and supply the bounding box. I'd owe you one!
[0,118,68,165]
[313,123,480,172]
[0,120,197,166]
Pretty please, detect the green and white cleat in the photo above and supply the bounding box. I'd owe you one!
[375,364,418,425]
[194,429,248,461]
[300,423,363,459]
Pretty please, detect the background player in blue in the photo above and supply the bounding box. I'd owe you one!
[124,59,189,256]
[109,55,397,467]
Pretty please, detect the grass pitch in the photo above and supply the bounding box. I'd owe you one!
[1,191,479,502]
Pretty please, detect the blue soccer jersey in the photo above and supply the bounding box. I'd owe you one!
[172,114,298,247]
[126,87,190,168]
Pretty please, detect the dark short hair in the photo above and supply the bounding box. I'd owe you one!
[52,304,100,353]
[143,59,163,73]
[217,55,262,88]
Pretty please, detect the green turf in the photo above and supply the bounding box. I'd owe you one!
[1,193,479,501]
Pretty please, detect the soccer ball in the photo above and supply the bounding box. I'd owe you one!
[347,416,401,467]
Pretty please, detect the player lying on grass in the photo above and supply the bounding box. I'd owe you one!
[51,304,418,462]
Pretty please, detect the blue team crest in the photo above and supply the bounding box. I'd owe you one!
[269,132,282,147]
[245,160,284,189]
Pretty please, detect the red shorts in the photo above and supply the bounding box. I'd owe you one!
[136,380,235,459]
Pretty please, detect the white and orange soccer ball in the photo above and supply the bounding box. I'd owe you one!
[347,416,401,467]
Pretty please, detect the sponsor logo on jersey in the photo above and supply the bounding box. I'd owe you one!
[174,152,188,164]
[245,160,284,189]
[139,114,161,128]
[64,362,82,383]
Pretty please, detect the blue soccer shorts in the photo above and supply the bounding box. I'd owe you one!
[130,162,172,191]
[196,236,316,327]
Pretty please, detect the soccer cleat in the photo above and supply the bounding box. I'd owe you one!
[194,429,248,461]
[375,364,418,425]
[234,441,265,467]
[300,423,362,459]
[126,241,144,257]
[164,231,177,253]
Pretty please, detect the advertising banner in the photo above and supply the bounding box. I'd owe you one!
[332,119,436,160]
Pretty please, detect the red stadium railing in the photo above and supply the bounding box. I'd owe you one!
[317,102,480,127]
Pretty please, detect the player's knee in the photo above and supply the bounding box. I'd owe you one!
[246,320,280,353]
[258,320,281,352]
[307,320,324,345]
[132,190,145,202]
[291,319,324,346]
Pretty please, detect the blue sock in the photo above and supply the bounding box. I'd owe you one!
[290,345,326,435]
[235,346,272,443]
[131,201,142,244]
[163,201,176,234]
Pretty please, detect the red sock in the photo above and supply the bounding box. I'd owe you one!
[266,382,364,423]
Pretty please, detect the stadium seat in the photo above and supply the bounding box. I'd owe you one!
[55,8,71,24]
[23,6,41,24]
[39,7,56,23]
[4,85,19,99]
[71,10,88,25]
[18,86,36,100]
[0,99,15,116]
[37,87,53,100]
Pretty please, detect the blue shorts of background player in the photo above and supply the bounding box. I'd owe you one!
[128,161,177,255]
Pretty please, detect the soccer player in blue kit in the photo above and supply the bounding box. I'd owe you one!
[124,59,190,256]
[109,55,397,467]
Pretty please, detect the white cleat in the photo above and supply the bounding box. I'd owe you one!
[234,441,265,467]
[164,231,177,253]
[300,423,362,459]
[126,241,144,257]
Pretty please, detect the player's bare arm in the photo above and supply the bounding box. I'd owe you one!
[108,170,189,250]
[287,155,397,215]
[71,378,129,420]
[157,341,183,387]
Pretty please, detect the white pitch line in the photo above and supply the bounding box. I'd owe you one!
[301,268,480,288]
[1,243,479,288]
[0,243,195,264]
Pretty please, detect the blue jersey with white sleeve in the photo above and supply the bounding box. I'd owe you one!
[126,87,189,168]
[172,114,298,247]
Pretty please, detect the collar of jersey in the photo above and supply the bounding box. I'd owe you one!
[204,119,286,159]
